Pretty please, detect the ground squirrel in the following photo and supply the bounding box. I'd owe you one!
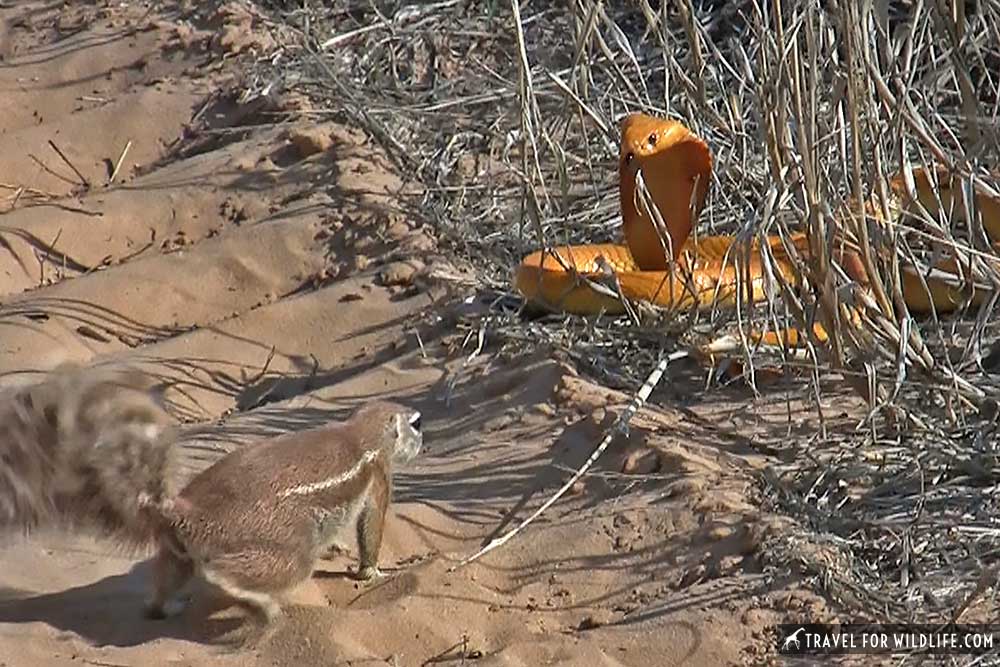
[0,363,423,631]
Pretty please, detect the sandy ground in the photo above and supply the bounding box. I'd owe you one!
[0,2,840,666]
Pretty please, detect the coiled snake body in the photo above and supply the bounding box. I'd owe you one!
[515,113,1000,343]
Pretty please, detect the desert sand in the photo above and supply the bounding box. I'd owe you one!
[0,3,838,665]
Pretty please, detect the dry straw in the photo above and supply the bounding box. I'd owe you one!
[251,0,1000,627]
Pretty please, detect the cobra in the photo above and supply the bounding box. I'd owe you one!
[515,113,1000,346]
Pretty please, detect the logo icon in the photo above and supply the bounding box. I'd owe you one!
[781,627,806,653]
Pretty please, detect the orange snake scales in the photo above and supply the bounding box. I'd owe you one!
[514,113,1000,343]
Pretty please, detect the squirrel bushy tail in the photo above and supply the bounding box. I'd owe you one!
[0,363,179,548]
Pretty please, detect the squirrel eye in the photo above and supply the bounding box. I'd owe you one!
[408,411,422,431]
[647,132,657,147]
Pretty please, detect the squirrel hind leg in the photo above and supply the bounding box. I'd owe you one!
[201,569,283,626]
[198,544,317,627]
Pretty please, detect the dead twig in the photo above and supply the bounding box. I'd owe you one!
[47,139,90,188]
[108,139,132,185]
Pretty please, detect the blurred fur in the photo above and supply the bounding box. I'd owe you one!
[0,363,179,550]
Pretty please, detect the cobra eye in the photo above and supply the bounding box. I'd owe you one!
[624,151,634,165]
[647,132,657,147]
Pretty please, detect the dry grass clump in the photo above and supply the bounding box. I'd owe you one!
[243,0,1000,625]
[245,0,1000,411]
